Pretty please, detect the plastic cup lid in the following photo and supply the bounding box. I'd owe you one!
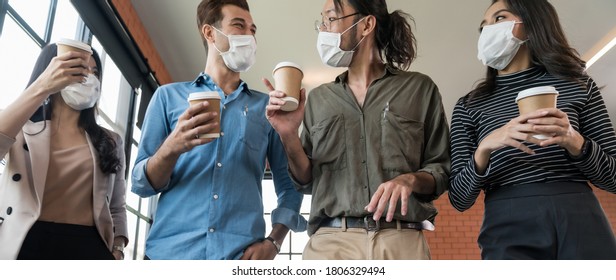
[56,38,92,54]
[515,86,559,103]
[188,91,221,101]
[272,61,303,76]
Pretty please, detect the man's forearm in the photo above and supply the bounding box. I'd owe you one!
[267,224,290,249]
[145,143,180,190]
[280,133,312,185]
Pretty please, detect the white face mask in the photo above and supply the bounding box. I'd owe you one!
[211,26,257,72]
[477,21,525,70]
[60,73,101,111]
[316,17,366,68]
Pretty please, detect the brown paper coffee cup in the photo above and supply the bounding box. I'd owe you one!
[187,91,221,139]
[56,38,93,56]
[516,86,559,139]
[272,62,303,111]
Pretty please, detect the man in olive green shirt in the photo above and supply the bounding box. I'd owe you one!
[264,0,450,259]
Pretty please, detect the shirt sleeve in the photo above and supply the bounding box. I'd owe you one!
[131,89,172,198]
[569,78,616,193]
[0,131,16,160]
[268,126,307,232]
[109,133,129,243]
[448,99,491,212]
[416,83,451,200]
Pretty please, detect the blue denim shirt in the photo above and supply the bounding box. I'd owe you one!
[131,73,306,260]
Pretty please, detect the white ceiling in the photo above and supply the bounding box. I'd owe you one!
[131,0,615,125]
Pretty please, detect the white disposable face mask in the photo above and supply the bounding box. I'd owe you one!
[316,17,366,68]
[211,26,257,72]
[477,20,525,70]
[60,73,101,111]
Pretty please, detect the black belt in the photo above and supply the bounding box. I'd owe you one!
[320,217,423,231]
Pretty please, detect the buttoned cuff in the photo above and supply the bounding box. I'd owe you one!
[271,207,307,233]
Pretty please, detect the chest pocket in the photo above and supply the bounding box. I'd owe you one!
[310,114,347,171]
[240,112,268,151]
[381,110,424,172]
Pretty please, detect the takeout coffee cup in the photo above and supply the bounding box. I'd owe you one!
[56,38,93,56]
[516,86,559,139]
[272,62,303,111]
[187,91,221,139]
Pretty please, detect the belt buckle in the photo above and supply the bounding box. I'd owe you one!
[363,216,380,231]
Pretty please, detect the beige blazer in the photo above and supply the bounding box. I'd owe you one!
[0,119,128,259]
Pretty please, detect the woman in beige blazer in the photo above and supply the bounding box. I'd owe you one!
[0,42,128,259]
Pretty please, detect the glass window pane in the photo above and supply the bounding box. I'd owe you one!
[7,0,51,39]
[49,0,80,42]
[263,179,310,258]
[92,37,122,125]
[125,210,148,260]
[0,18,42,109]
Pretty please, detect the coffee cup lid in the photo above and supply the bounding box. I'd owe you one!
[188,91,221,101]
[516,86,559,103]
[272,61,303,76]
[57,38,93,54]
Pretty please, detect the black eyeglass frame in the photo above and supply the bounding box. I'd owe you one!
[315,12,360,32]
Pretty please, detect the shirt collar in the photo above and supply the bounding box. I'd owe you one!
[495,66,546,87]
[191,72,252,95]
[334,64,399,84]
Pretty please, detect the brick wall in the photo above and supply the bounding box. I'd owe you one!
[110,0,173,85]
[426,188,616,259]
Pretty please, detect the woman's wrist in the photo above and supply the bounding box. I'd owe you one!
[566,137,591,161]
[565,134,586,157]
[473,146,491,175]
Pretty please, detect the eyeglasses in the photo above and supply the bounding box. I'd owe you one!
[314,12,360,32]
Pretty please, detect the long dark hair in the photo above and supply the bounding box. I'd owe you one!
[333,0,417,70]
[468,0,587,104]
[27,43,121,175]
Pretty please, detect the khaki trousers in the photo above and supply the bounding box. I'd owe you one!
[303,223,431,260]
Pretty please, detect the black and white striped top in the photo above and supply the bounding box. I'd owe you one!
[449,67,616,211]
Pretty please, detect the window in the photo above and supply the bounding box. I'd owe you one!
[262,179,311,260]
[0,0,152,260]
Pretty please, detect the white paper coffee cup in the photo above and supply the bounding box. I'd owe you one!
[56,38,93,55]
[187,91,222,139]
[516,86,559,140]
[272,62,303,112]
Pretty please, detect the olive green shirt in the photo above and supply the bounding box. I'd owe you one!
[299,67,451,235]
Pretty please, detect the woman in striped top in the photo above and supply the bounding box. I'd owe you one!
[449,0,616,259]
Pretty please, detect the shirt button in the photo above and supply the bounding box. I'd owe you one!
[213,194,219,200]
[220,132,224,137]
[6,207,12,215]
[12,174,21,182]
[364,186,368,189]
[217,162,222,168]
[362,160,366,164]
[223,106,226,110]
[209,228,215,233]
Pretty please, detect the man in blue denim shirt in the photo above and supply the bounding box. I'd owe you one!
[131,0,306,260]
